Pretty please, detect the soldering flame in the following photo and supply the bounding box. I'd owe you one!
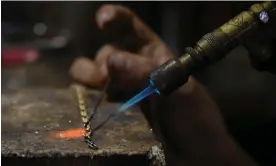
[49,128,86,140]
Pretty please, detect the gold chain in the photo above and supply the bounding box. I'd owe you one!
[75,85,98,149]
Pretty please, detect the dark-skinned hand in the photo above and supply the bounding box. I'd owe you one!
[70,5,257,166]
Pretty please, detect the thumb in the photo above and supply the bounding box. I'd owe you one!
[107,51,154,87]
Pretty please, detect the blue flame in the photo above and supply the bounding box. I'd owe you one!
[117,80,160,113]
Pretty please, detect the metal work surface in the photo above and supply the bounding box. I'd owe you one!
[1,88,157,166]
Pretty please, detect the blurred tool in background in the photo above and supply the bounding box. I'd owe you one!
[2,46,39,67]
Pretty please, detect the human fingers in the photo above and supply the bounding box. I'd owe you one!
[69,45,118,87]
[69,57,107,87]
[69,43,155,88]
[107,50,154,87]
[95,4,159,52]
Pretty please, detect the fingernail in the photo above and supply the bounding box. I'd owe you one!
[96,6,115,29]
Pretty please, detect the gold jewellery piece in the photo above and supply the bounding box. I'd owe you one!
[75,85,98,149]
[74,78,111,149]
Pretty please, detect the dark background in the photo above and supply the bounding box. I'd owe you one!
[2,2,276,164]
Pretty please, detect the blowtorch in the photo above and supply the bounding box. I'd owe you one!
[117,1,276,113]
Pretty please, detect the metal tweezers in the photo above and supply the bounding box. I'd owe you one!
[85,78,117,147]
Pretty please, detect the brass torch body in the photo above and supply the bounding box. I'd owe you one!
[150,2,275,95]
[184,2,274,64]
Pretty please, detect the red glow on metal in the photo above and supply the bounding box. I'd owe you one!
[50,128,86,140]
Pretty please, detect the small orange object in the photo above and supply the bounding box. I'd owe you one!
[50,128,86,140]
